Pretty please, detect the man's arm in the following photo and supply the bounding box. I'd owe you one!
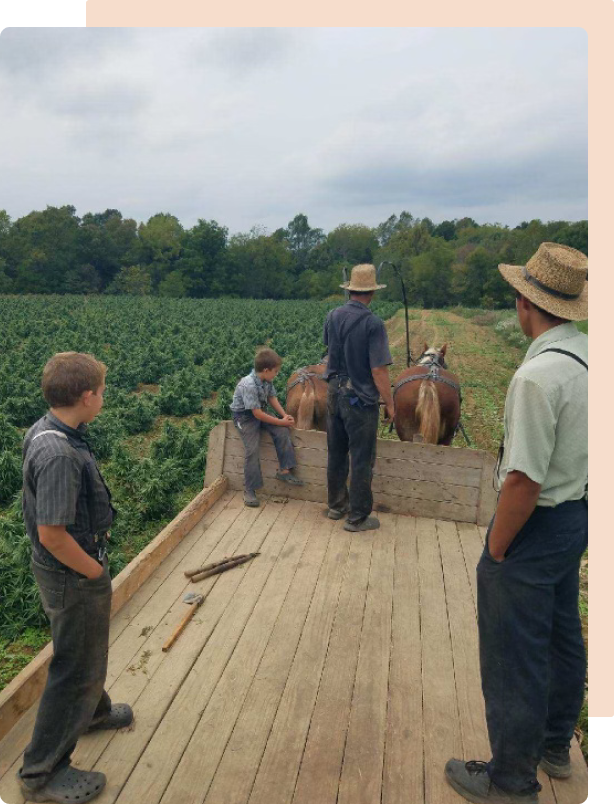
[372,366,394,421]
[488,470,541,561]
[38,526,104,578]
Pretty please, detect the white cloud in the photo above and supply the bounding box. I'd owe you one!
[0,27,587,233]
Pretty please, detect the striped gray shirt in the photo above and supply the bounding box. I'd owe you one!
[22,412,115,568]
[230,369,277,413]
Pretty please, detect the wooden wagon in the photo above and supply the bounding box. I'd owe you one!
[0,423,587,804]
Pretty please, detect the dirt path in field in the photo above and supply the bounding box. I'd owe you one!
[384,309,524,455]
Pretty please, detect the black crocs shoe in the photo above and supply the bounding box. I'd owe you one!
[87,702,134,733]
[20,765,106,804]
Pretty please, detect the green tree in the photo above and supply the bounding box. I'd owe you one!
[175,219,228,297]
[225,230,293,298]
[105,265,152,295]
[282,214,325,272]
[326,224,379,265]
[78,210,138,289]
[137,214,184,289]
[6,205,81,293]
[158,270,188,297]
[411,242,454,307]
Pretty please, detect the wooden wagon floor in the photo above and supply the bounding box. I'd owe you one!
[0,491,587,804]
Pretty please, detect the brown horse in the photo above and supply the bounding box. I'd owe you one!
[286,358,329,431]
[391,344,461,445]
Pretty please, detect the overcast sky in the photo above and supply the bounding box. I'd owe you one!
[0,27,587,234]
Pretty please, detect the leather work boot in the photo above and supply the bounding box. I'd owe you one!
[539,746,572,778]
[444,759,540,804]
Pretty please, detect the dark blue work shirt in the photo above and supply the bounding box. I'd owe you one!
[323,301,392,404]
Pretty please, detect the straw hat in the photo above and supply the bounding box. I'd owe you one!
[340,263,387,292]
[498,242,588,321]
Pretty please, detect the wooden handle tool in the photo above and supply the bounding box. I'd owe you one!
[162,593,204,652]
[190,552,260,583]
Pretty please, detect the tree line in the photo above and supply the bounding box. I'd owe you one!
[0,207,587,308]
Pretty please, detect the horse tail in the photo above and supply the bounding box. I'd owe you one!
[297,382,316,430]
[416,380,441,444]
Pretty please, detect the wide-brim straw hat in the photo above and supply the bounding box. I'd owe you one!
[340,263,387,292]
[498,242,588,321]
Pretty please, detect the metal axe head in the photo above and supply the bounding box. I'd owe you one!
[183,592,204,605]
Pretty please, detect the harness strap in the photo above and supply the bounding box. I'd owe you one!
[393,367,461,397]
[287,370,324,392]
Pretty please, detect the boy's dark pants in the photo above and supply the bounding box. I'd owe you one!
[19,558,113,789]
[326,378,379,523]
[478,500,588,794]
[232,411,296,492]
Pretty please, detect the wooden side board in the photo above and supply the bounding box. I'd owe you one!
[0,475,228,744]
[216,422,498,526]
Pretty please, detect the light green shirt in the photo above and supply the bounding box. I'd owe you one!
[497,323,588,507]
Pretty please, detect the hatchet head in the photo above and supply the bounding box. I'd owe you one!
[183,592,205,605]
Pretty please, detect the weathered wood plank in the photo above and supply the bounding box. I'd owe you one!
[455,521,484,614]
[203,421,226,487]
[224,435,483,488]
[225,424,486,469]
[337,515,395,804]
[110,501,304,804]
[247,531,353,804]
[382,515,424,804]
[160,503,329,804]
[0,476,228,745]
[437,521,490,759]
[224,453,479,507]
[224,472,478,523]
[291,527,374,804]
[417,516,462,803]
[203,518,339,804]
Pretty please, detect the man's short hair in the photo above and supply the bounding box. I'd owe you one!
[515,291,569,325]
[42,352,107,407]
[254,348,282,372]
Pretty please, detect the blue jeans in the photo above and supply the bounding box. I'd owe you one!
[20,557,113,789]
[326,378,379,523]
[232,411,296,493]
[478,500,588,793]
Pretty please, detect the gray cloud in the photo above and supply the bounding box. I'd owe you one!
[0,27,132,79]
[191,28,297,77]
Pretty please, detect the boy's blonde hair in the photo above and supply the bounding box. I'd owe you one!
[42,352,107,408]
[254,348,282,372]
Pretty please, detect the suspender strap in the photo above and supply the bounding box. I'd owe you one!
[332,309,372,375]
[33,430,68,441]
[537,348,588,370]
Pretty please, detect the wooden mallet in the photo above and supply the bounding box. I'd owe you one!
[161,591,204,652]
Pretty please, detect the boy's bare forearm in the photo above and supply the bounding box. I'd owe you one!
[252,407,287,426]
[269,397,286,417]
[38,526,104,578]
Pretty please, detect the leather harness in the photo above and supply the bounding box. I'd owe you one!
[393,357,462,400]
